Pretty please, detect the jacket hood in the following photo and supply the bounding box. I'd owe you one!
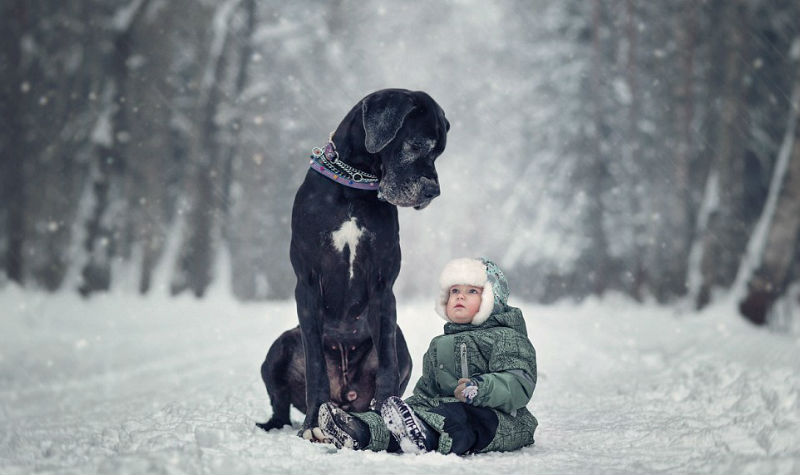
[435,257,511,325]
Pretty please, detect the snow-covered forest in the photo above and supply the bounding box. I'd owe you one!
[2,0,800,326]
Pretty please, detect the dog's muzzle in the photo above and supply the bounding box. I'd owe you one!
[413,180,440,210]
[378,177,440,209]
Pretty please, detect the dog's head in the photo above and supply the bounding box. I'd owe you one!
[358,89,450,210]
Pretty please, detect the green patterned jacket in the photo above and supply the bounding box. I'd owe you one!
[407,305,537,454]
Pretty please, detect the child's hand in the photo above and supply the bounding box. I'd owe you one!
[454,378,470,402]
[455,378,478,403]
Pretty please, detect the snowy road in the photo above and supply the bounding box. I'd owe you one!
[1,287,799,474]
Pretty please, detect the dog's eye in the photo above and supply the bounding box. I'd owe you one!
[410,139,437,156]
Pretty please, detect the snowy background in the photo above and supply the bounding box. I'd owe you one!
[3,0,800,473]
[2,286,799,474]
[3,0,799,320]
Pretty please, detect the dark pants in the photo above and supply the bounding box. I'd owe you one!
[429,403,499,455]
[359,402,499,454]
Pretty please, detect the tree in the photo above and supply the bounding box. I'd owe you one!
[80,0,152,295]
[0,0,27,285]
[739,52,800,324]
[692,0,751,309]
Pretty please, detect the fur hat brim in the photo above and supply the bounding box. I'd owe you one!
[435,258,495,325]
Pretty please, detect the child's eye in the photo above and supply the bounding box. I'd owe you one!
[468,289,479,294]
[450,288,459,294]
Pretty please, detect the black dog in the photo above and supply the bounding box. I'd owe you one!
[256,89,449,438]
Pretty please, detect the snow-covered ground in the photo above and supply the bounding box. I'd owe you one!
[1,286,799,474]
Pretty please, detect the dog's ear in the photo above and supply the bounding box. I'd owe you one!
[361,90,417,153]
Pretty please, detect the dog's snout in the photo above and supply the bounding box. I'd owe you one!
[423,182,440,200]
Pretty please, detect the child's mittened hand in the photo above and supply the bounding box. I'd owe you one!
[454,378,470,402]
[454,378,478,403]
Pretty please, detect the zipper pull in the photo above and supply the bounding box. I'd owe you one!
[460,342,469,379]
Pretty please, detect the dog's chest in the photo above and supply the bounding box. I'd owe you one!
[330,217,367,280]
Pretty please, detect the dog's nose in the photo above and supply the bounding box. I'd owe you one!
[422,182,440,200]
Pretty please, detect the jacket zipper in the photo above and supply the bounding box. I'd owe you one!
[460,342,469,379]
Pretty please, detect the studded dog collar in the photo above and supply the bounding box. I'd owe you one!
[309,139,379,191]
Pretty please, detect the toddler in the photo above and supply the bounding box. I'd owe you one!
[318,257,537,455]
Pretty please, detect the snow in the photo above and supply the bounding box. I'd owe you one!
[2,287,799,474]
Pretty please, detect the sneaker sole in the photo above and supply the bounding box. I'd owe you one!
[380,397,427,453]
[318,404,361,450]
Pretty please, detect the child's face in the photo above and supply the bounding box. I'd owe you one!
[446,285,483,324]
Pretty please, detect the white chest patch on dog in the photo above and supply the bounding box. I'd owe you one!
[331,217,364,280]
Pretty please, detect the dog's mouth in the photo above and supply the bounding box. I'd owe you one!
[378,176,440,210]
[413,199,433,210]
[377,192,433,210]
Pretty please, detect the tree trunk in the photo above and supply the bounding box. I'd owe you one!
[668,0,697,299]
[694,0,750,309]
[739,60,800,324]
[0,0,28,284]
[172,0,238,297]
[219,0,256,245]
[80,0,150,295]
[623,0,647,301]
[584,0,611,296]
[79,84,125,295]
[123,1,193,294]
[80,58,128,294]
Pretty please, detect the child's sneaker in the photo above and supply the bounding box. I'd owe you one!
[380,396,435,453]
[317,402,370,450]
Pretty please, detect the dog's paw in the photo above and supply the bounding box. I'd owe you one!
[255,418,289,432]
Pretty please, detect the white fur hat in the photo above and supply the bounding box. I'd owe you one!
[435,257,510,325]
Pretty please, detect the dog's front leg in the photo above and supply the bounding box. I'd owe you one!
[295,280,330,438]
[369,289,400,405]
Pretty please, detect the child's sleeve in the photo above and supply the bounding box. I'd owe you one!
[469,332,537,413]
[469,369,535,413]
[409,342,439,399]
